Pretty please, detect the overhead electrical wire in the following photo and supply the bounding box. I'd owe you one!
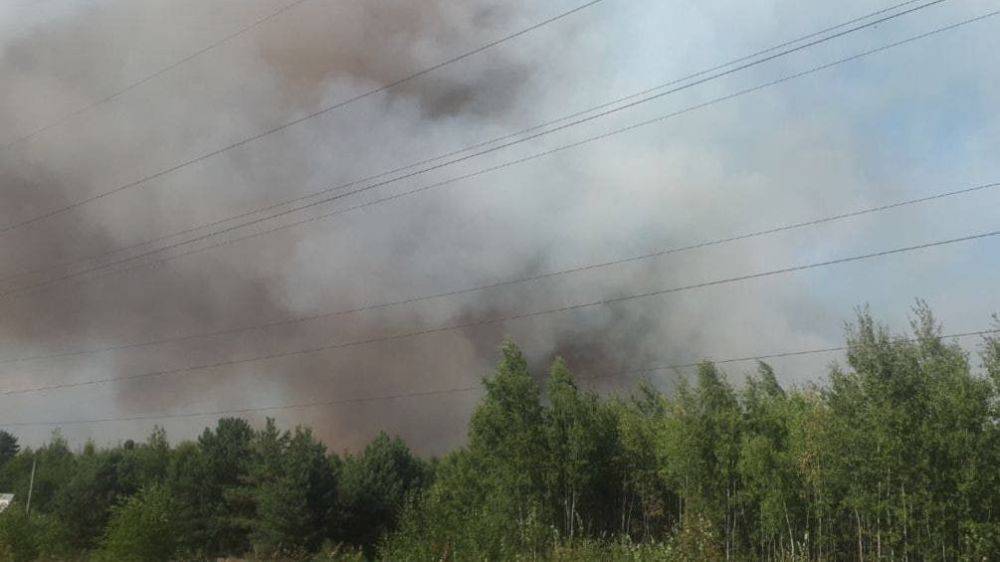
[0,178,996,367]
[3,3,988,304]
[3,326,997,428]
[0,0,947,294]
[2,2,996,430]
[0,0,315,151]
[0,0,943,289]
[625,326,1000,374]
[0,0,605,237]
[5,225,1000,397]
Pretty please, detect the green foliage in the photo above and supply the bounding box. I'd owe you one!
[197,417,256,556]
[384,306,1000,560]
[337,431,427,552]
[0,511,38,562]
[0,433,17,470]
[549,537,677,562]
[0,433,75,518]
[0,511,72,562]
[468,340,548,508]
[1,304,1000,561]
[544,358,623,538]
[93,484,180,562]
[656,362,743,556]
[50,448,140,550]
[247,421,337,558]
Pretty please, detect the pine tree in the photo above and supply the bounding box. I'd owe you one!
[0,432,18,469]
[338,432,425,552]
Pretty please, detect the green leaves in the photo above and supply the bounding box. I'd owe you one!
[3,304,1000,560]
[337,432,427,553]
[94,484,180,562]
[0,433,17,470]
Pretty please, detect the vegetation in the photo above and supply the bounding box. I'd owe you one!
[2,304,999,560]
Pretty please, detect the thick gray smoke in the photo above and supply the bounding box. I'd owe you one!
[0,0,677,454]
[1,0,998,454]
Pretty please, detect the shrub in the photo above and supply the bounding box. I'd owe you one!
[92,485,180,562]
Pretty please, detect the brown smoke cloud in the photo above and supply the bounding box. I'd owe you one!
[4,0,965,455]
[0,0,665,454]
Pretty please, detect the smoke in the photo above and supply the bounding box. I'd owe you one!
[0,0,650,454]
[2,0,998,454]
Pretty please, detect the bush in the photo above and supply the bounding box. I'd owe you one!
[550,537,676,562]
[92,485,180,562]
[0,510,37,562]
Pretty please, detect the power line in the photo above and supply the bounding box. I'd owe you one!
[0,0,947,297]
[3,4,985,303]
[0,0,605,238]
[0,0,314,151]
[2,178,996,366]
[0,387,482,428]
[3,327,997,428]
[6,226,1000,397]
[628,327,1000,375]
[0,0,941,289]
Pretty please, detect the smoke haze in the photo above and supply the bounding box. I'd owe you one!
[1,0,999,454]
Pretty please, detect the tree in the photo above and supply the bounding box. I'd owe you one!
[383,341,550,560]
[0,304,996,561]
[338,432,427,552]
[615,382,678,540]
[0,432,17,469]
[161,440,213,557]
[819,304,997,559]
[10,432,76,516]
[656,363,741,557]
[50,448,139,550]
[196,417,255,556]
[94,484,181,562]
[738,362,805,558]
[247,422,337,557]
[0,511,38,562]
[543,358,623,539]
[469,340,548,511]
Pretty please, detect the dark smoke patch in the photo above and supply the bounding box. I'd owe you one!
[0,0,690,455]
[253,0,532,119]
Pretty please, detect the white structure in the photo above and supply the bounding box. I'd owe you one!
[0,494,12,513]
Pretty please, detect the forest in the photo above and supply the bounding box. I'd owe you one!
[2,304,1000,561]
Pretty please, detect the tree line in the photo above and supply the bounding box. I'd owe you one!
[1,303,999,560]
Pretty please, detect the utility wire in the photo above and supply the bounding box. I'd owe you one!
[0,0,314,151]
[0,0,946,294]
[0,0,941,289]
[3,327,997,428]
[627,327,1000,375]
[1,179,996,366]
[0,1,604,237]
[5,225,1000,397]
[2,387,484,427]
[2,3,984,303]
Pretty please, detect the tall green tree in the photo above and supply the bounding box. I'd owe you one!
[544,358,623,539]
[384,341,551,560]
[195,417,255,557]
[615,382,678,539]
[738,363,806,558]
[657,363,742,556]
[50,448,139,550]
[0,432,17,469]
[820,304,997,559]
[247,421,337,557]
[94,484,181,562]
[469,340,547,514]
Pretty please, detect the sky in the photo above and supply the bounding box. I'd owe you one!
[0,0,998,455]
